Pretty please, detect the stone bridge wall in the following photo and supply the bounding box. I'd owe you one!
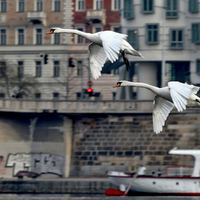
[0,110,199,178]
[70,110,200,177]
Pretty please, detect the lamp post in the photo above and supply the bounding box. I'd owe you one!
[162,6,166,87]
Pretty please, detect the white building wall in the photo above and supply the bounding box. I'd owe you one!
[0,45,69,99]
[137,62,158,100]
[120,0,200,99]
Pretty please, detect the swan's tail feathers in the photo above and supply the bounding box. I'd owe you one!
[138,51,145,59]
[129,45,144,58]
[168,81,200,112]
[133,50,144,58]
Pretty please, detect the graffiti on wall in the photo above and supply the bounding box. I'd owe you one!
[0,156,6,175]
[5,153,64,176]
[0,156,3,164]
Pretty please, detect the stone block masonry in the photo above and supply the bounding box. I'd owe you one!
[0,179,116,194]
[71,110,200,177]
[0,110,200,179]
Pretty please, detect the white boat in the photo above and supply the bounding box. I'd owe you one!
[107,148,200,196]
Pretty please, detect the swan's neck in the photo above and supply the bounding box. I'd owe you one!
[124,82,160,94]
[58,29,92,41]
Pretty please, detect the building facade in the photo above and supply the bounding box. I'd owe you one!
[117,0,200,100]
[0,0,73,100]
[66,0,121,100]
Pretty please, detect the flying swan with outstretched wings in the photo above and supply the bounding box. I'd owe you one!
[47,28,144,79]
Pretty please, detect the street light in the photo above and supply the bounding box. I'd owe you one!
[162,6,166,87]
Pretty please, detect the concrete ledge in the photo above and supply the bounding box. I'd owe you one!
[0,179,117,194]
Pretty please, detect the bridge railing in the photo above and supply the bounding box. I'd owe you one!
[0,99,154,113]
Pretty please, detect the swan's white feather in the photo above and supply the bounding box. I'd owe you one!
[99,31,127,63]
[89,43,107,79]
[168,81,197,112]
[153,96,174,134]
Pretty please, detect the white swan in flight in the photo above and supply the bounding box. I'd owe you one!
[114,80,200,134]
[47,28,144,79]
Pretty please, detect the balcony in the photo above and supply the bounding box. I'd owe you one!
[27,11,46,25]
[0,99,153,114]
[86,9,106,25]
[0,99,198,114]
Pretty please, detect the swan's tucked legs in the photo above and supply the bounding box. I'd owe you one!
[120,50,130,71]
[195,99,200,103]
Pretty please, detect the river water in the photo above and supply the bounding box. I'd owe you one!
[0,194,200,200]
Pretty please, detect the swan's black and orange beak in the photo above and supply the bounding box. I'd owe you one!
[46,29,54,35]
[113,82,121,88]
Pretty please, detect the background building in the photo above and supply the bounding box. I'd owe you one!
[116,0,200,100]
[0,0,73,100]
[66,0,122,100]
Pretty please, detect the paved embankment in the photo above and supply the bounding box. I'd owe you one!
[0,178,117,194]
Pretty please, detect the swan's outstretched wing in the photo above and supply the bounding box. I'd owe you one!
[168,81,199,112]
[99,31,127,63]
[89,43,107,79]
[153,96,174,134]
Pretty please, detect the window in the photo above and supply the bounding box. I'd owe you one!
[146,24,159,44]
[36,61,42,77]
[53,93,59,100]
[189,0,198,13]
[36,0,43,11]
[170,29,184,49]
[35,93,41,99]
[197,60,200,75]
[77,61,83,76]
[77,93,81,100]
[113,27,121,33]
[77,90,87,100]
[124,0,134,19]
[94,93,100,100]
[142,0,154,13]
[77,28,84,43]
[0,29,6,45]
[36,28,42,44]
[166,0,179,19]
[127,29,138,49]
[54,0,60,12]
[0,61,6,77]
[192,23,200,44]
[112,92,116,100]
[95,27,102,33]
[18,61,24,77]
[170,62,190,83]
[16,93,23,98]
[1,0,6,12]
[54,33,60,44]
[0,93,5,98]
[112,0,120,10]
[18,0,25,12]
[95,0,102,10]
[18,29,24,45]
[53,61,59,77]
[77,0,84,11]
